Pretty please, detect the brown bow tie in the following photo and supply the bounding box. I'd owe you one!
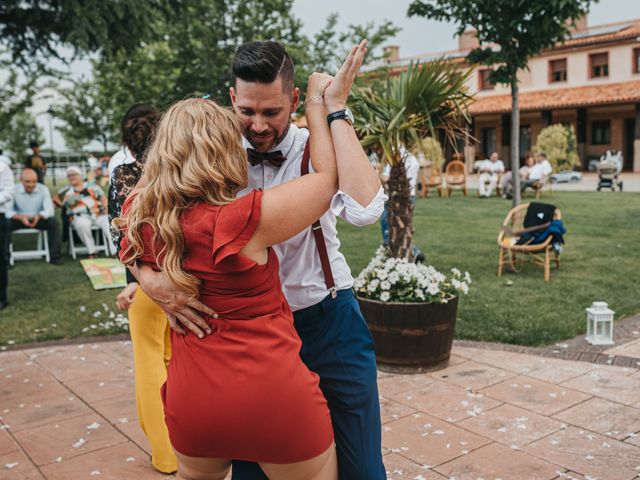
[247,148,286,167]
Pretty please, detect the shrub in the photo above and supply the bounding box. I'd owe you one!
[415,136,444,170]
[534,123,580,172]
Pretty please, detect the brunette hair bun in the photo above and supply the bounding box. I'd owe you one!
[121,104,159,162]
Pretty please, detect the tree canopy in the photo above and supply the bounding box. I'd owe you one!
[408,0,594,84]
[0,0,180,69]
[62,1,399,150]
[51,79,116,151]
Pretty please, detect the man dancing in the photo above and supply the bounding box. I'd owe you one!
[135,40,386,479]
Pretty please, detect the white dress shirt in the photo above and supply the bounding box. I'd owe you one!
[480,159,505,174]
[0,154,11,167]
[528,160,552,181]
[108,147,135,179]
[0,163,15,214]
[238,124,386,311]
[6,183,55,219]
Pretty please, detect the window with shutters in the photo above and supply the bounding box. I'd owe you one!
[479,69,495,90]
[590,52,609,78]
[549,59,567,83]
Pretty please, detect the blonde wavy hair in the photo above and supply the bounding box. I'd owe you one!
[119,98,248,295]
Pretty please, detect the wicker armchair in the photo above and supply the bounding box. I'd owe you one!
[497,203,562,282]
[445,160,467,197]
[419,163,443,197]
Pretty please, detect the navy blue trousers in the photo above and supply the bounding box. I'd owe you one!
[231,289,386,480]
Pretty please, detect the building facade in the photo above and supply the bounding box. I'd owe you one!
[377,17,640,172]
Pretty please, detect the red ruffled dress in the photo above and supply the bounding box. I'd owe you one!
[120,190,334,463]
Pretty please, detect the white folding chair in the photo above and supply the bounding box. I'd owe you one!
[9,229,50,266]
[68,224,109,259]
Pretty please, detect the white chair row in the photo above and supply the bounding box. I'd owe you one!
[9,229,50,266]
[9,225,110,264]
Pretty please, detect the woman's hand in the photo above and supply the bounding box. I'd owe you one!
[305,72,333,108]
[116,282,138,310]
[324,39,368,113]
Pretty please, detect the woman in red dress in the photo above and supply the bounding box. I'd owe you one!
[119,44,367,480]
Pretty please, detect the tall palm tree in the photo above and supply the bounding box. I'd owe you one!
[352,59,473,259]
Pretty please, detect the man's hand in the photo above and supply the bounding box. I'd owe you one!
[30,215,42,228]
[324,39,368,113]
[116,282,138,310]
[14,214,31,227]
[135,264,218,338]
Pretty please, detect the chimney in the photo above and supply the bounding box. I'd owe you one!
[383,45,400,64]
[459,28,479,51]
[570,14,588,31]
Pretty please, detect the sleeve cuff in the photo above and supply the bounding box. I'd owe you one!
[330,186,388,227]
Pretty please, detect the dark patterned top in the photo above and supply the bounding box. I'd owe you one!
[108,161,143,255]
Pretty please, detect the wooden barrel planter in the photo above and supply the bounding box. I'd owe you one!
[358,295,459,373]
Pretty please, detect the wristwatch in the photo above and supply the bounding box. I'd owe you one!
[327,107,354,126]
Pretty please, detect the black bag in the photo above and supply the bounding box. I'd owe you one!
[523,202,556,229]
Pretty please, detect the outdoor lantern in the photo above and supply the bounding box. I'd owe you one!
[585,301,615,345]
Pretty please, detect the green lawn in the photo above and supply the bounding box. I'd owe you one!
[2,190,639,347]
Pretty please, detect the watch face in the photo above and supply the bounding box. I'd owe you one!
[345,107,354,124]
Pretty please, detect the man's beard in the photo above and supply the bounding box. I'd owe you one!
[247,120,291,152]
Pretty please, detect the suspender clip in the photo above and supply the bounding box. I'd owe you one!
[329,287,337,299]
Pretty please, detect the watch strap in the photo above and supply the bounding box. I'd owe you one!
[327,109,348,126]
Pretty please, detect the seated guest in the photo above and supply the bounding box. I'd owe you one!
[53,166,115,257]
[7,168,62,264]
[521,152,552,192]
[478,152,505,198]
[501,154,535,199]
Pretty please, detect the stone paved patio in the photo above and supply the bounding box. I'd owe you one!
[1,341,639,480]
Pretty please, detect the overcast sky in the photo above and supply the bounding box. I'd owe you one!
[34,0,640,153]
[292,0,640,57]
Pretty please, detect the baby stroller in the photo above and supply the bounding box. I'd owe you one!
[596,150,623,191]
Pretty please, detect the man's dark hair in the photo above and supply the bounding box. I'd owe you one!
[29,141,39,149]
[232,41,294,93]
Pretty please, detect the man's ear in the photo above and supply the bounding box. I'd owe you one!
[290,87,300,113]
[229,86,237,108]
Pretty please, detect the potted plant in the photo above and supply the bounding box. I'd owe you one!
[351,60,473,370]
[355,247,470,371]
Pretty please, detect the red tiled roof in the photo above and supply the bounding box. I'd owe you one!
[373,20,640,72]
[468,80,640,115]
[555,22,640,50]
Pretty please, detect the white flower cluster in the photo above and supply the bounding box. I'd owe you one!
[355,246,471,303]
